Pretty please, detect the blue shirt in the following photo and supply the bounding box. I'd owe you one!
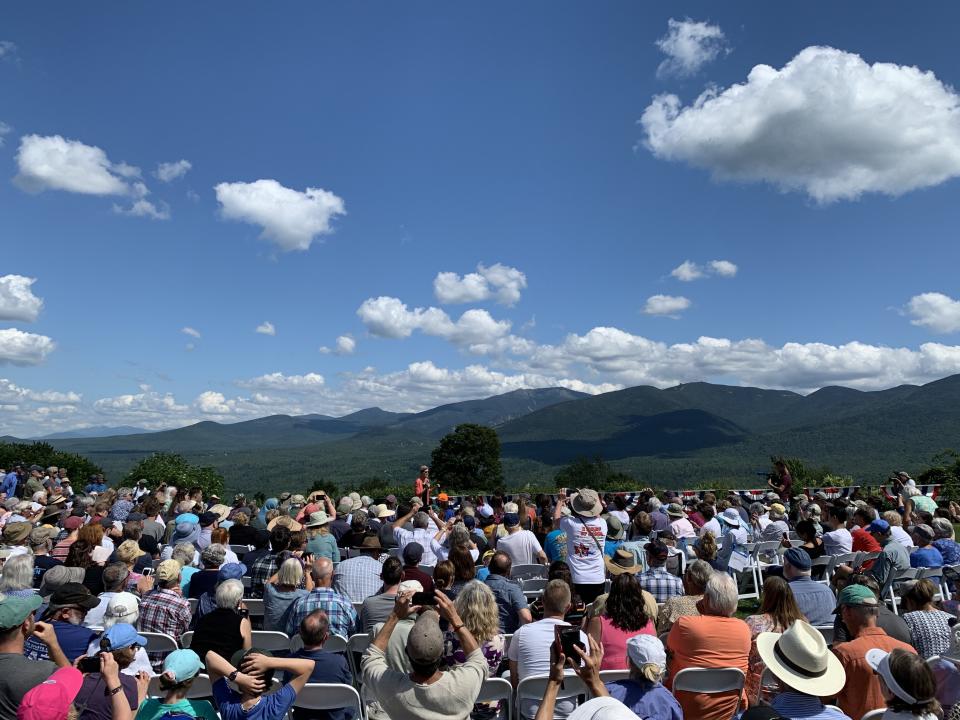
[285,649,354,720]
[484,573,529,633]
[0,471,17,498]
[212,677,297,720]
[606,680,684,720]
[910,546,944,568]
[544,529,567,562]
[23,621,97,662]
[788,576,837,626]
[772,690,852,720]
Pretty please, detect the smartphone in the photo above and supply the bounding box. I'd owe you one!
[238,608,250,619]
[555,626,584,666]
[78,655,101,673]
[566,488,577,497]
[411,590,436,606]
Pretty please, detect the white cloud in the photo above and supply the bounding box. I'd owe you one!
[0,41,17,61]
[14,135,139,196]
[642,294,691,318]
[93,390,188,417]
[0,328,55,365]
[214,179,346,252]
[0,122,11,147]
[156,160,192,182]
[181,327,201,339]
[320,335,356,355]
[113,198,170,220]
[357,296,513,352]
[906,292,960,333]
[255,321,276,336]
[656,18,727,79]
[194,391,236,415]
[238,372,326,392]
[434,263,527,306]
[670,259,738,281]
[642,46,960,203]
[708,260,738,277]
[0,379,80,405]
[0,275,43,322]
[670,261,704,282]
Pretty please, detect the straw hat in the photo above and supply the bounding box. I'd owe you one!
[570,489,602,518]
[304,511,330,528]
[604,548,641,575]
[756,620,845,697]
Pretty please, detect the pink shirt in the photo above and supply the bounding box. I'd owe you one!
[598,615,656,670]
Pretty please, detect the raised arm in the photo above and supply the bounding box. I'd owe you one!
[372,591,420,652]
[393,505,417,530]
[435,590,478,656]
[240,653,316,694]
[204,650,266,696]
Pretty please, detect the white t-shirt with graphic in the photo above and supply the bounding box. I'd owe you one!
[559,515,607,584]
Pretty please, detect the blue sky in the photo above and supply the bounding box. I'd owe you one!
[3,2,960,436]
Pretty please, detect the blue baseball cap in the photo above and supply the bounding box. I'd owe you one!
[163,649,204,681]
[867,519,891,534]
[784,547,812,570]
[217,562,247,581]
[462,515,476,530]
[102,623,147,651]
[175,513,200,525]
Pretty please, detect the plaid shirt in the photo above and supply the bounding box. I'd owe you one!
[138,587,192,638]
[638,566,684,603]
[285,587,358,638]
[249,553,279,598]
[332,555,385,603]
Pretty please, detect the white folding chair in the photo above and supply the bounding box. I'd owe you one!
[516,672,588,720]
[140,631,179,654]
[418,564,435,577]
[503,633,513,656]
[346,633,370,683]
[810,555,834,585]
[244,598,265,617]
[884,567,919,614]
[324,633,349,654]
[511,564,547,582]
[250,630,291,652]
[230,544,250,556]
[916,567,945,602]
[188,598,198,616]
[181,631,194,648]
[352,601,364,618]
[814,625,834,647]
[147,672,213,699]
[293,683,365,720]
[520,577,548,593]
[475,677,513,720]
[673,667,746,719]
[598,669,630,683]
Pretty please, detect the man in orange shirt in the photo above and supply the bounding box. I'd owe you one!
[831,584,916,720]
[666,572,751,720]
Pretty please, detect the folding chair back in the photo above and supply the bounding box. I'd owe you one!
[516,673,588,720]
[475,677,513,720]
[324,634,349,654]
[250,630,291,652]
[181,631,194,648]
[147,672,214,700]
[346,633,370,681]
[598,669,630,682]
[673,667,746,718]
[139,632,179,654]
[511,564,547,582]
[293,683,364,720]
[861,710,886,720]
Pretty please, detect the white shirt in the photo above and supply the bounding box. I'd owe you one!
[84,591,118,629]
[823,527,853,555]
[508,617,589,719]
[559,515,606,584]
[496,529,544,566]
[609,510,630,525]
[394,526,439,566]
[890,525,915,548]
[670,517,697,539]
[700,517,722,538]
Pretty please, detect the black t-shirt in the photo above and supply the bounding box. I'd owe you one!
[189,608,245,663]
[229,524,258,545]
[188,569,220,599]
[33,555,62,588]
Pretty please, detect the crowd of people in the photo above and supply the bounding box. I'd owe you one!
[0,460,959,720]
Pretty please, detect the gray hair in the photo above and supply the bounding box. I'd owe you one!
[749,502,766,517]
[117,487,133,498]
[684,559,713,594]
[932,518,954,539]
[0,554,35,592]
[413,512,429,530]
[647,498,662,512]
[277,557,304,587]
[448,523,471,548]
[201,544,227,569]
[215,578,244,610]
[171,543,196,567]
[702,572,738,617]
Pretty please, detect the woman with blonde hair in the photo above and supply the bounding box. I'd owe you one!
[441,580,506,720]
[694,530,721,570]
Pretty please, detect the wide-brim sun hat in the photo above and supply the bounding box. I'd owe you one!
[304,511,330,528]
[720,508,742,527]
[570,488,602,517]
[756,620,845,697]
[604,548,641,575]
[666,503,685,518]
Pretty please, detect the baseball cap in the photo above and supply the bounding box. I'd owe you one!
[104,592,140,623]
[0,592,42,627]
[784,547,812,571]
[867,519,891,534]
[503,513,520,527]
[174,513,200,526]
[16,667,83,720]
[101,623,147,651]
[163,649,205,682]
[835,584,879,612]
[625,635,667,673]
[198,511,218,528]
[217,563,247,581]
[402,542,424,566]
[463,515,476,530]
[406,610,444,663]
[63,515,84,531]
[155,559,182,583]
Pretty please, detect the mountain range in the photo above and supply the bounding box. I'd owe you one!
[7,377,959,493]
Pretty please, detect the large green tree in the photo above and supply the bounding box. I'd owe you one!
[0,442,102,483]
[124,452,224,498]
[430,423,503,492]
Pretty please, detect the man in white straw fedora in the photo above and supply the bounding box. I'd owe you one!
[756,619,849,720]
